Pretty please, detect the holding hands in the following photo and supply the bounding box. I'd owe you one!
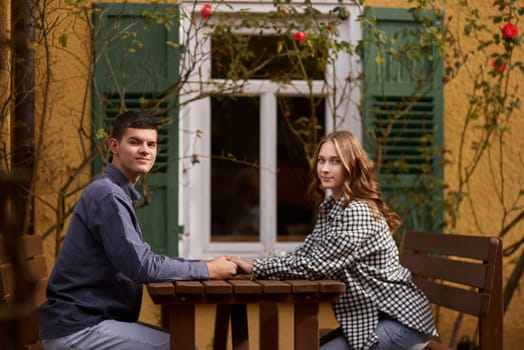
[230,257,255,275]
[204,256,255,279]
[205,256,238,279]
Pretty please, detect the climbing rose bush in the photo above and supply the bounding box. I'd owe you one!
[502,23,518,39]
[200,3,212,20]
[492,57,506,73]
[294,31,307,43]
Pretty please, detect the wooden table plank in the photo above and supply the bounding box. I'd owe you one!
[175,281,204,294]
[256,280,291,294]
[318,280,346,293]
[203,280,233,294]
[147,282,175,296]
[287,280,320,293]
[229,279,262,294]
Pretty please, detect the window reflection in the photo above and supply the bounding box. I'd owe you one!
[211,96,260,241]
[277,97,325,241]
[211,34,325,80]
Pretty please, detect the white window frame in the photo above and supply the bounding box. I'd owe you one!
[179,1,363,259]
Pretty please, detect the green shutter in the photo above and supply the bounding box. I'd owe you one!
[362,7,444,232]
[92,3,181,255]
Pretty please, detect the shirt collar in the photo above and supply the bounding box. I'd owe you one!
[320,195,345,219]
[104,164,141,203]
[320,195,336,211]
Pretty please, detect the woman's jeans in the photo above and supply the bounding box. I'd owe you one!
[320,317,432,350]
[41,320,170,350]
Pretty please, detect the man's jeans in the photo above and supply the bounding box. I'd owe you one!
[320,318,432,350]
[42,320,170,350]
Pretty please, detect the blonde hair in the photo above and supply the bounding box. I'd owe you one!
[307,130,401,233]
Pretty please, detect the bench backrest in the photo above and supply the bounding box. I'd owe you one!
[400,231,503,350]
[0,234,47,349]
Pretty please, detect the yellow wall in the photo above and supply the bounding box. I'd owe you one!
[33,0,94,268]
[4,0,519,348]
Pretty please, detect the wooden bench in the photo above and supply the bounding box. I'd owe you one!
[400,231,503,350]
[0,234,47,350]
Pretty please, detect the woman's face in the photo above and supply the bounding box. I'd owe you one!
[317,140,346,198]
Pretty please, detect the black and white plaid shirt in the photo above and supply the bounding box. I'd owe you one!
[253,196,436,350]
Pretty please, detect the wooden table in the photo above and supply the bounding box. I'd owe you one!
[147,279,345,350]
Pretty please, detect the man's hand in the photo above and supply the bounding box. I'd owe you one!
[205,256,238,279]
[231,257,255,275]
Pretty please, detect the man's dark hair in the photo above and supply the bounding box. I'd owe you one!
[110,110,158,141]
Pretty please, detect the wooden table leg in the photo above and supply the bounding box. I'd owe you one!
[231,304,249,350]
[259,303,278,350]
[161,305,170,328]
[170,304,195,350]
[214,304,230,350]
[294,303,319,350]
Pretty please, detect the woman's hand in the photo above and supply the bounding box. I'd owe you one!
[231,257,255,275]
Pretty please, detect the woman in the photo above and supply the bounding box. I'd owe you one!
[233,130,436,350]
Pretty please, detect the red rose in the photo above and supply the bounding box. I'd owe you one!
[492,57,506,73]
[327,24,333,31]
[501,23,518,39]
[294,31,307,43]
[200,4,213,20]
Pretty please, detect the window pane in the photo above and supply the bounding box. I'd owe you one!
[211,96,260,242]
[277,97,325,241]
[211,34,325,80]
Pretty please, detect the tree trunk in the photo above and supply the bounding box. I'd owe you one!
[11,0,35,235]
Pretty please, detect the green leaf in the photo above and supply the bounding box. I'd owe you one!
[59,33,68,48]
[464,23,472,36]
[165,41,179,49]
[96,128,108,140]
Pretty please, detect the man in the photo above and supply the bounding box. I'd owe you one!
[39,111,238,349]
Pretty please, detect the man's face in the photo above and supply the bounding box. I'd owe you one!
[109,127,158,184]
